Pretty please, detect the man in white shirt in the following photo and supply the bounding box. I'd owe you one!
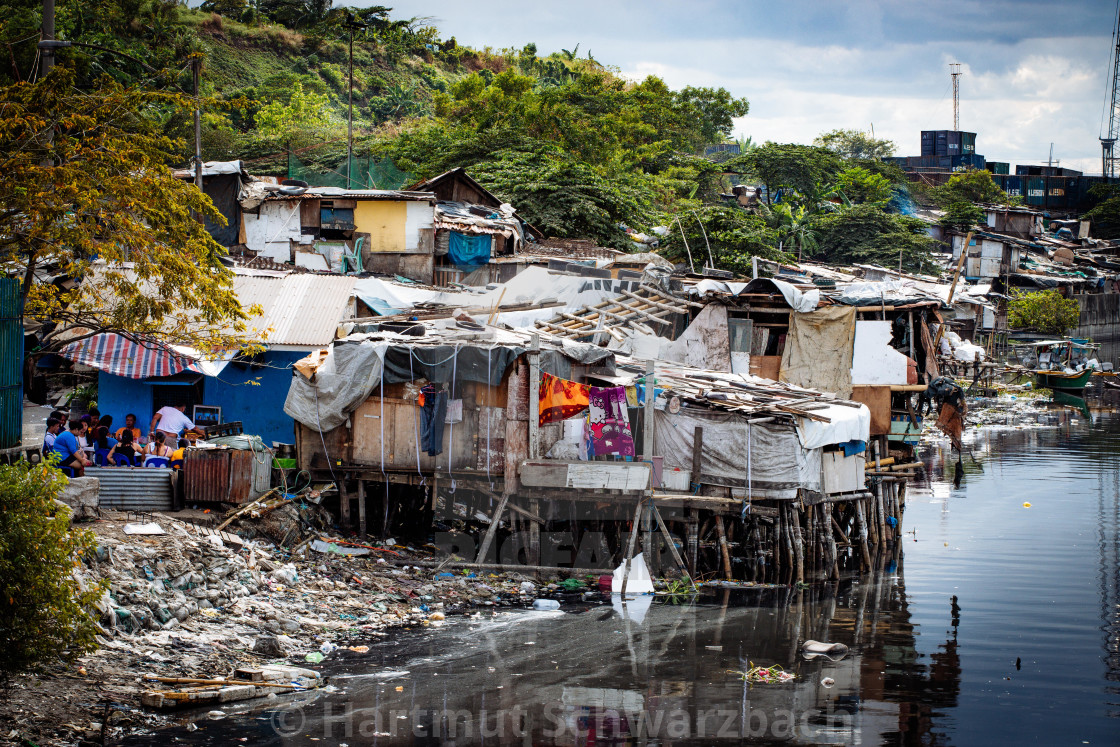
[150,403,206,442]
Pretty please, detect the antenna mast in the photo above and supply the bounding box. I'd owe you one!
[1102,4,1120,178]
[950,63,962,130]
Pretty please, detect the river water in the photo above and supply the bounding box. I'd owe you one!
[126,409,1120,745]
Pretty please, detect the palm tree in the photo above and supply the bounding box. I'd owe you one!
[766,203,818,262]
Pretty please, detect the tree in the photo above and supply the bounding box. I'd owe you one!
[728,143,842,204]
[0,70,260,354]
[765,203,818,260]
[254,80,335,151]
[660,205,790,274]
[1007,289,1081,336]
[931,169,1006,206]
[813,204,938,274]
[0,460,106,681]
[940,200,984,230]
[1082,193,1120,240]
[814,128,896,160]
[835,166,892,205]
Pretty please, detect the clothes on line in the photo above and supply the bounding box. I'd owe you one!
[420,385,447,456]
[588,385,635,457]
[539,372,590,426]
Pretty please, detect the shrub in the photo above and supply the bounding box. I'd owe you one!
[1007,289,1081,336]
[0,461,105,682]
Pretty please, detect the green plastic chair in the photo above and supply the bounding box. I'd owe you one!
[340,236,364,275]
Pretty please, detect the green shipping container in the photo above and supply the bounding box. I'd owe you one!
[0,277,21,448]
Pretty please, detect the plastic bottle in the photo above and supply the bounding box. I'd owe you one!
[532,598,560,611]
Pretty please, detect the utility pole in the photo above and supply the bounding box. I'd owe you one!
[345,13,367,189]
[192,55,203,189]
[950,63,962,131]
[40,0,55,78]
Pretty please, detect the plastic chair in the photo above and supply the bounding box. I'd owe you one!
[169,459,183,471]
[143,456,170,468]
[94,448,111,466]
[58,466,76,477]
[111,453,134,467]
[340,236,364,275]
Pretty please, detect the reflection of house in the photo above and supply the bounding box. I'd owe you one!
[63,270,357,444]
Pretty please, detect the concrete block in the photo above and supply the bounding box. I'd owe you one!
[58,477,100,521]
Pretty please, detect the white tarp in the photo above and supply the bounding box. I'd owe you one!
[770,278,821,313]
[794,402,871,450]
[283,340,389,431]
[654,408,821,499]
[611,553,654,594]
[661,304,731,371]
[850,320,911,386]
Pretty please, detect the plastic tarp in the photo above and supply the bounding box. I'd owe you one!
[779,306,855,398]
[794,402,871,450]
[448,231,492,269]
[661,304,731,371]
[352,277,483,316]
[654,408,821,499]
[283,341,389,431]
[769,278,821,313]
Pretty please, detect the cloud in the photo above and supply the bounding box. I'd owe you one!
[384,0,1119,172]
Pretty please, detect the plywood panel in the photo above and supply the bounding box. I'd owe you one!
[749,355,781,381]
[351,394,474,471]
[849,385,891,436]
[354,200,407,252]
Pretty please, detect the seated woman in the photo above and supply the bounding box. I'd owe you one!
[142,431,174,466]
[107,429,141,466]
[92,425,118,466]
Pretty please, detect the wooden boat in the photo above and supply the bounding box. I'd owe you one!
[1020,339,1101,393]
[1035,368,1094,392]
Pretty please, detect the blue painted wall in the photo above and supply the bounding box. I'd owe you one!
[96,350,303,445]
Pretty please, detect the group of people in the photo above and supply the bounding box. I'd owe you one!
[43,403,206,475]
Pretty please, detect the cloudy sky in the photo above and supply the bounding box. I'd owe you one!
[383,0,1120,174]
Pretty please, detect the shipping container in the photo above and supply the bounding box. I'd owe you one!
[947,131,962,154]
[962,132,977,155]
[1025,176,1047,206]
[921,131,936,157]
[1004,176,1022,200]
[988,161,1010,175]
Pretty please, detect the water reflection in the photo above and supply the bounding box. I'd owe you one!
[124,413,1120,746]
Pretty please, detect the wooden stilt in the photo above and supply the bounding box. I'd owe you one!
[528,498,541,567]
[475,491,510,563]
[790,505,805,584]
[356,480,367,538]
[855,500,872,570]
[338,480,351,532]
[621,495,645,594]
[652,503,690,579]
[686,509,699,576]
[714,514,733,581]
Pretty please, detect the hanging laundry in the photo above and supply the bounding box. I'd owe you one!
[588,386,635,457]
[539,372,590,426]
[419,385,447,456]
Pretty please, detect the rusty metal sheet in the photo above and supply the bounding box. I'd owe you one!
[184,449,230,504]
[228,449,253,504]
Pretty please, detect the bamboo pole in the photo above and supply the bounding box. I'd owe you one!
[714,514,733,581]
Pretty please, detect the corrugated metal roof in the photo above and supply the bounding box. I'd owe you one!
[235,272,355,347]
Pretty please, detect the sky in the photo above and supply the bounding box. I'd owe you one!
[379,0,1120,174]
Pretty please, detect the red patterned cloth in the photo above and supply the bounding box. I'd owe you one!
[539,372,590,425]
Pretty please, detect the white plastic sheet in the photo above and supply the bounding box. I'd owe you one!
[794,403,871,449]
[611,553,654,594]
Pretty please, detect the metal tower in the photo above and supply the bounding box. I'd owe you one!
[950,63,962,131]
[1102,4,1120,178]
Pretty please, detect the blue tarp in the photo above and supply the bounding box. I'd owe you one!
[448,231,492,270]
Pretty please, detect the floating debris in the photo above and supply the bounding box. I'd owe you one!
[729,664,797,684]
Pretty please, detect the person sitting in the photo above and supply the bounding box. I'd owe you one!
[50,409,68,428]
[143,432,173,466]
[92,425,118,466]
[99,414,114,435]
[171,438,189,469]
[43,417,61,455]
[149,402,205,443]
[108,429,140,466]
[77,414,92,448]
[52,420,91,475]
[87,407,100,432]
[115,413,142,443]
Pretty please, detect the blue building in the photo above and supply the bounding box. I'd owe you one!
[70,270,357,445]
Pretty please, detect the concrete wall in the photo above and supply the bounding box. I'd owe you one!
[1074,293,1120,368]
[97,350,306,446]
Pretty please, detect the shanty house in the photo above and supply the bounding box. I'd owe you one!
[64,270,357,445]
